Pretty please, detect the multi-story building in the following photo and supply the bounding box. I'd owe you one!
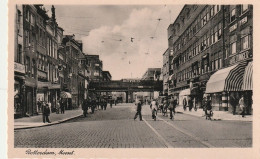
[162,49,169,95]
[141,68,161,81]
[102,71,112,81]
[85,55,103,82]
[62,35,83,109]
[14,5,25,118]
[167,5,253,112]
[22,5,40,116]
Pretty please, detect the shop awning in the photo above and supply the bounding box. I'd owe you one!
[205,61,248,93]
[242,61,253,90]
[60,91,72,98]
[179,88,190,96]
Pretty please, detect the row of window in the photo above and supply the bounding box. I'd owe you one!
[176,56,223,82]
[230,5,249,23]
[173,5,221,52]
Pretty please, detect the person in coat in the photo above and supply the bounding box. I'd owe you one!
[134,100,143,121]
[56,99,60,114]
[188,97,193,111]
[42,102,51,123]
[183,97,187,111]
[206,96,212,120]
[82,99,88,117]
[60,99,65,114]
[163,99,168,116]
[169,97,175,120]
[150,99,158,120]
[91,99,96,114]
[239,95,246,117]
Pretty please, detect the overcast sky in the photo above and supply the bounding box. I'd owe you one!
[45,5,183,80]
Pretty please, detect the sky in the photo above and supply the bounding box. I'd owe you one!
[45,5,183,80]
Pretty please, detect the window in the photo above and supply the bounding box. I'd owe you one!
[30,14,35,26]
[241,35,250,50]
[25,10,29,21]
[231,42,237,54]
[16,44,22,63]
[32,60,35,78]
[230,8,236,22]
[242,5,248,13]
[210,6,214,17]
[25,56,30,75]
[25,30,29,47]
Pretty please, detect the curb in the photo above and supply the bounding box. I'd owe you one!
[14,114,83,130]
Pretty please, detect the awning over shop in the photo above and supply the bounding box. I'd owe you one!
[60,91,72,98]
[242,61,253,90]
[179,88,190,96]
[206,61,248,93]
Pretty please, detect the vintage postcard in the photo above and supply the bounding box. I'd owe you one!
[7,0,260,158]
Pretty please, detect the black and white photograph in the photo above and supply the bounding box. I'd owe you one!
[8,2,257,158]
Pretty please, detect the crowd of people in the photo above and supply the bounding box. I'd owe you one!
[134,94,247,122]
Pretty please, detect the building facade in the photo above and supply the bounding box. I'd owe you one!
[167,5,253,112]
[141,68,161,81]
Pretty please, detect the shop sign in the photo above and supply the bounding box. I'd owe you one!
[229,23,237,32]
[240,16,248,25]
[229,51,249,64]
[14,62,25,74]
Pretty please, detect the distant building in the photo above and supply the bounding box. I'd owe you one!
[102,71,112,81]
[141,68,161,81]
[85,55,103,82]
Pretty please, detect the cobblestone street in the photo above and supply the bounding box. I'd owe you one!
[14,103,252,148]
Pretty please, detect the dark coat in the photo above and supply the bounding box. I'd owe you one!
[206,100,212,110]
[136,102,142,111]
[43,106,50,115]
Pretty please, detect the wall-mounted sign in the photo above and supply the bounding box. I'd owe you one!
[229,23,237,32]
[14,62,25,74]
[230,51,250,64]
[240,16,248,26]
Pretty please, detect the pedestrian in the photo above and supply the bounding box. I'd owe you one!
[91,99,96,114]
[42,102,51,123]
[239,95,246,117]
[115,99,117,106]
[82,99,88,117]
[100,99,104,110]
[188,96,193,111]
[37,99,42,113]
[183,97,187,111]
[134,99,143,121]
[60,99,65,114]
[150,99,158,121]
[56,99,60,114]
[169,96,175,120]
[202,96,207,116]
[110,100,113,108]
[163,99,168,116]
[206,96,212,120]
[104,100,107,110]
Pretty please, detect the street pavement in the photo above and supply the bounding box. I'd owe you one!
[14,103,252,148]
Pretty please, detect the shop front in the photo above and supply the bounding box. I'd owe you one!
[242,61,253,114]
[205,61,248,111]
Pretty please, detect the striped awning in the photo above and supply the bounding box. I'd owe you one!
[206,61,248,93]
[242,61,253,90]
[60,91,72,98]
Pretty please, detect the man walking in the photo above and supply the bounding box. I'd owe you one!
[42,102,51,123]
[134,99,143,121]
[60,99,65,114]
[169,96,175,120]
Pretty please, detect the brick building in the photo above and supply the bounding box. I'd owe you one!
[167,5,253,112]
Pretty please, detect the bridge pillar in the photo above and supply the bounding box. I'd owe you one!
[125,91,129,103]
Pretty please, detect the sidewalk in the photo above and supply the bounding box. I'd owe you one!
[14,109,83,130]
[175,106,252,121]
